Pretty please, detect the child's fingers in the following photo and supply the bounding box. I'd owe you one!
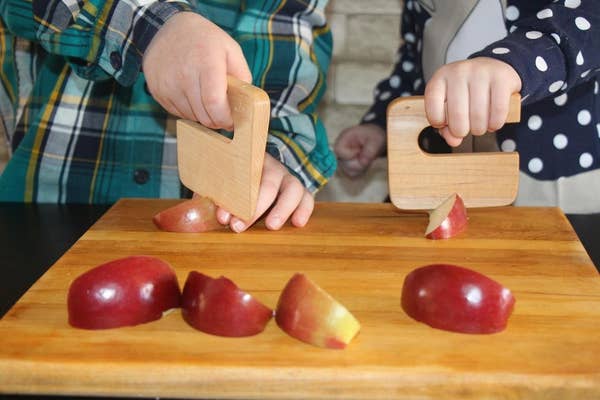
[291,191,315,228]
[488,83,513,132]
[445,80,470,139]
[199,62,233,130]
[264,175,305,231]
[468,82,490,136]
[424,78,447,129]
[439,126,464,147]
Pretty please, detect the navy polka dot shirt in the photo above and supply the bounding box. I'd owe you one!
[363,0,600,213]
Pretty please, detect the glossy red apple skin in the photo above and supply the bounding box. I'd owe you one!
[153,197,222,233]
[68,256,181,329]
[401,264,515,334]
[275,273,361,349]
[425,193,467,240]
[181,271,273,337]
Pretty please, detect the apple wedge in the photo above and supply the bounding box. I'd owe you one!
[401,264,515,334]
[425,193,467,239]
[181,271,273,337]
[275,273,360,349]
[68,256,181,329]
[153,196,222,233]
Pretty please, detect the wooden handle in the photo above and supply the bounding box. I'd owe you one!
[387,94,521,210]
[177,77,270,221]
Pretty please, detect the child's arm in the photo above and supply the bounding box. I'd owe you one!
[217,0,335,232]
[427,1,600,146]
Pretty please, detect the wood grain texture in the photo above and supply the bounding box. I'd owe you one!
[177,76,270,221]
[1,200,600,399]
[387,94,521,210]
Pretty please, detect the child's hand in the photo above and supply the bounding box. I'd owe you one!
[142,12,252,130]
[334,124,386,178]
[424,57,522,147]
[216,153,315,233]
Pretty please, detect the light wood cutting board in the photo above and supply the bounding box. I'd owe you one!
[1,200,600,399]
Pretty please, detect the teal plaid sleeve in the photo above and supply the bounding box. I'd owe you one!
[233,0,336,192]
[31,0,193,86]
[0,0,336,204]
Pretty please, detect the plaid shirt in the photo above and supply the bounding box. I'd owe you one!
[0,0,335,204]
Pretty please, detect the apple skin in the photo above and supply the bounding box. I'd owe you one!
[153,197,222,233]
[68,256,181,329]
[181,271,273,337]
[425,193,467,240]
[275,273,361,349]
[401,264,515,334]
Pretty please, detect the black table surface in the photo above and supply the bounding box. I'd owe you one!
[0,202,599,400]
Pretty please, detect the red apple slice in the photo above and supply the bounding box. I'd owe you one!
[68,256,181,329]
[153,196,222,233]
[275,273,360,349]
[181,271,273,337]
[425,193,467,239]
[401,264,515,334]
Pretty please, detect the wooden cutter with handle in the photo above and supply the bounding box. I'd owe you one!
[177,77,270,221]
[387,94,521,210]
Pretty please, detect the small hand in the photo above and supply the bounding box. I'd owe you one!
[334,124,386,178]
[142,12,252,130]
[424,57,522,147]
[216,153,315,233]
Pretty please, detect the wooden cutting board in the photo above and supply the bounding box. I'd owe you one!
[1,200,600,399]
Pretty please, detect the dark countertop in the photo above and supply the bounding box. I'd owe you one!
[0,203,598,400]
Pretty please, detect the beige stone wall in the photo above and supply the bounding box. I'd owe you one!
[316,0,401,202]
[0,3,402,198]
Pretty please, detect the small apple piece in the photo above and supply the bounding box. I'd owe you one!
[181,271,273,337]
[153,196,222,233]
[425,193,467,239]
[401,264,515,334]
[275,273,360,349]
[68,256,181,329]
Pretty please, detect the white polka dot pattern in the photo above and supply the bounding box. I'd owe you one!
[506,5,520,21]
[549,81,564,93]
[579,153,593,168]
[528,158,544,173]
[528,115,543,131]
[553,134,568,149]
[526,31,543,39]
[537,9,553,19]
[575,17,591,30]
[577,110,591,126]
[554,93,568,106]
[535,56,548,72]
[501,139,517,152]
[492,47,510,55]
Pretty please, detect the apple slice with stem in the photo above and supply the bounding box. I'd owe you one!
[401,264,515,334]
[425,193,467,239]
[181,271,273,337]
[275,273,361,349]
[68,256,181,329]
[153,196,223,233]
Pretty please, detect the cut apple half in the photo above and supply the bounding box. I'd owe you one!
[181,271,273,337]
[425,193,468,239]
[401,264,515,334]
[275,273,361,349]
[153,196,222,233]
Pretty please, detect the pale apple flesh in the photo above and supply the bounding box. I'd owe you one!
[401,264,515,334]
[425,193,468,239]
[275,273,361,349]
[68,256,181,329]
[181,271,273,337]
[153,196,222,233]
